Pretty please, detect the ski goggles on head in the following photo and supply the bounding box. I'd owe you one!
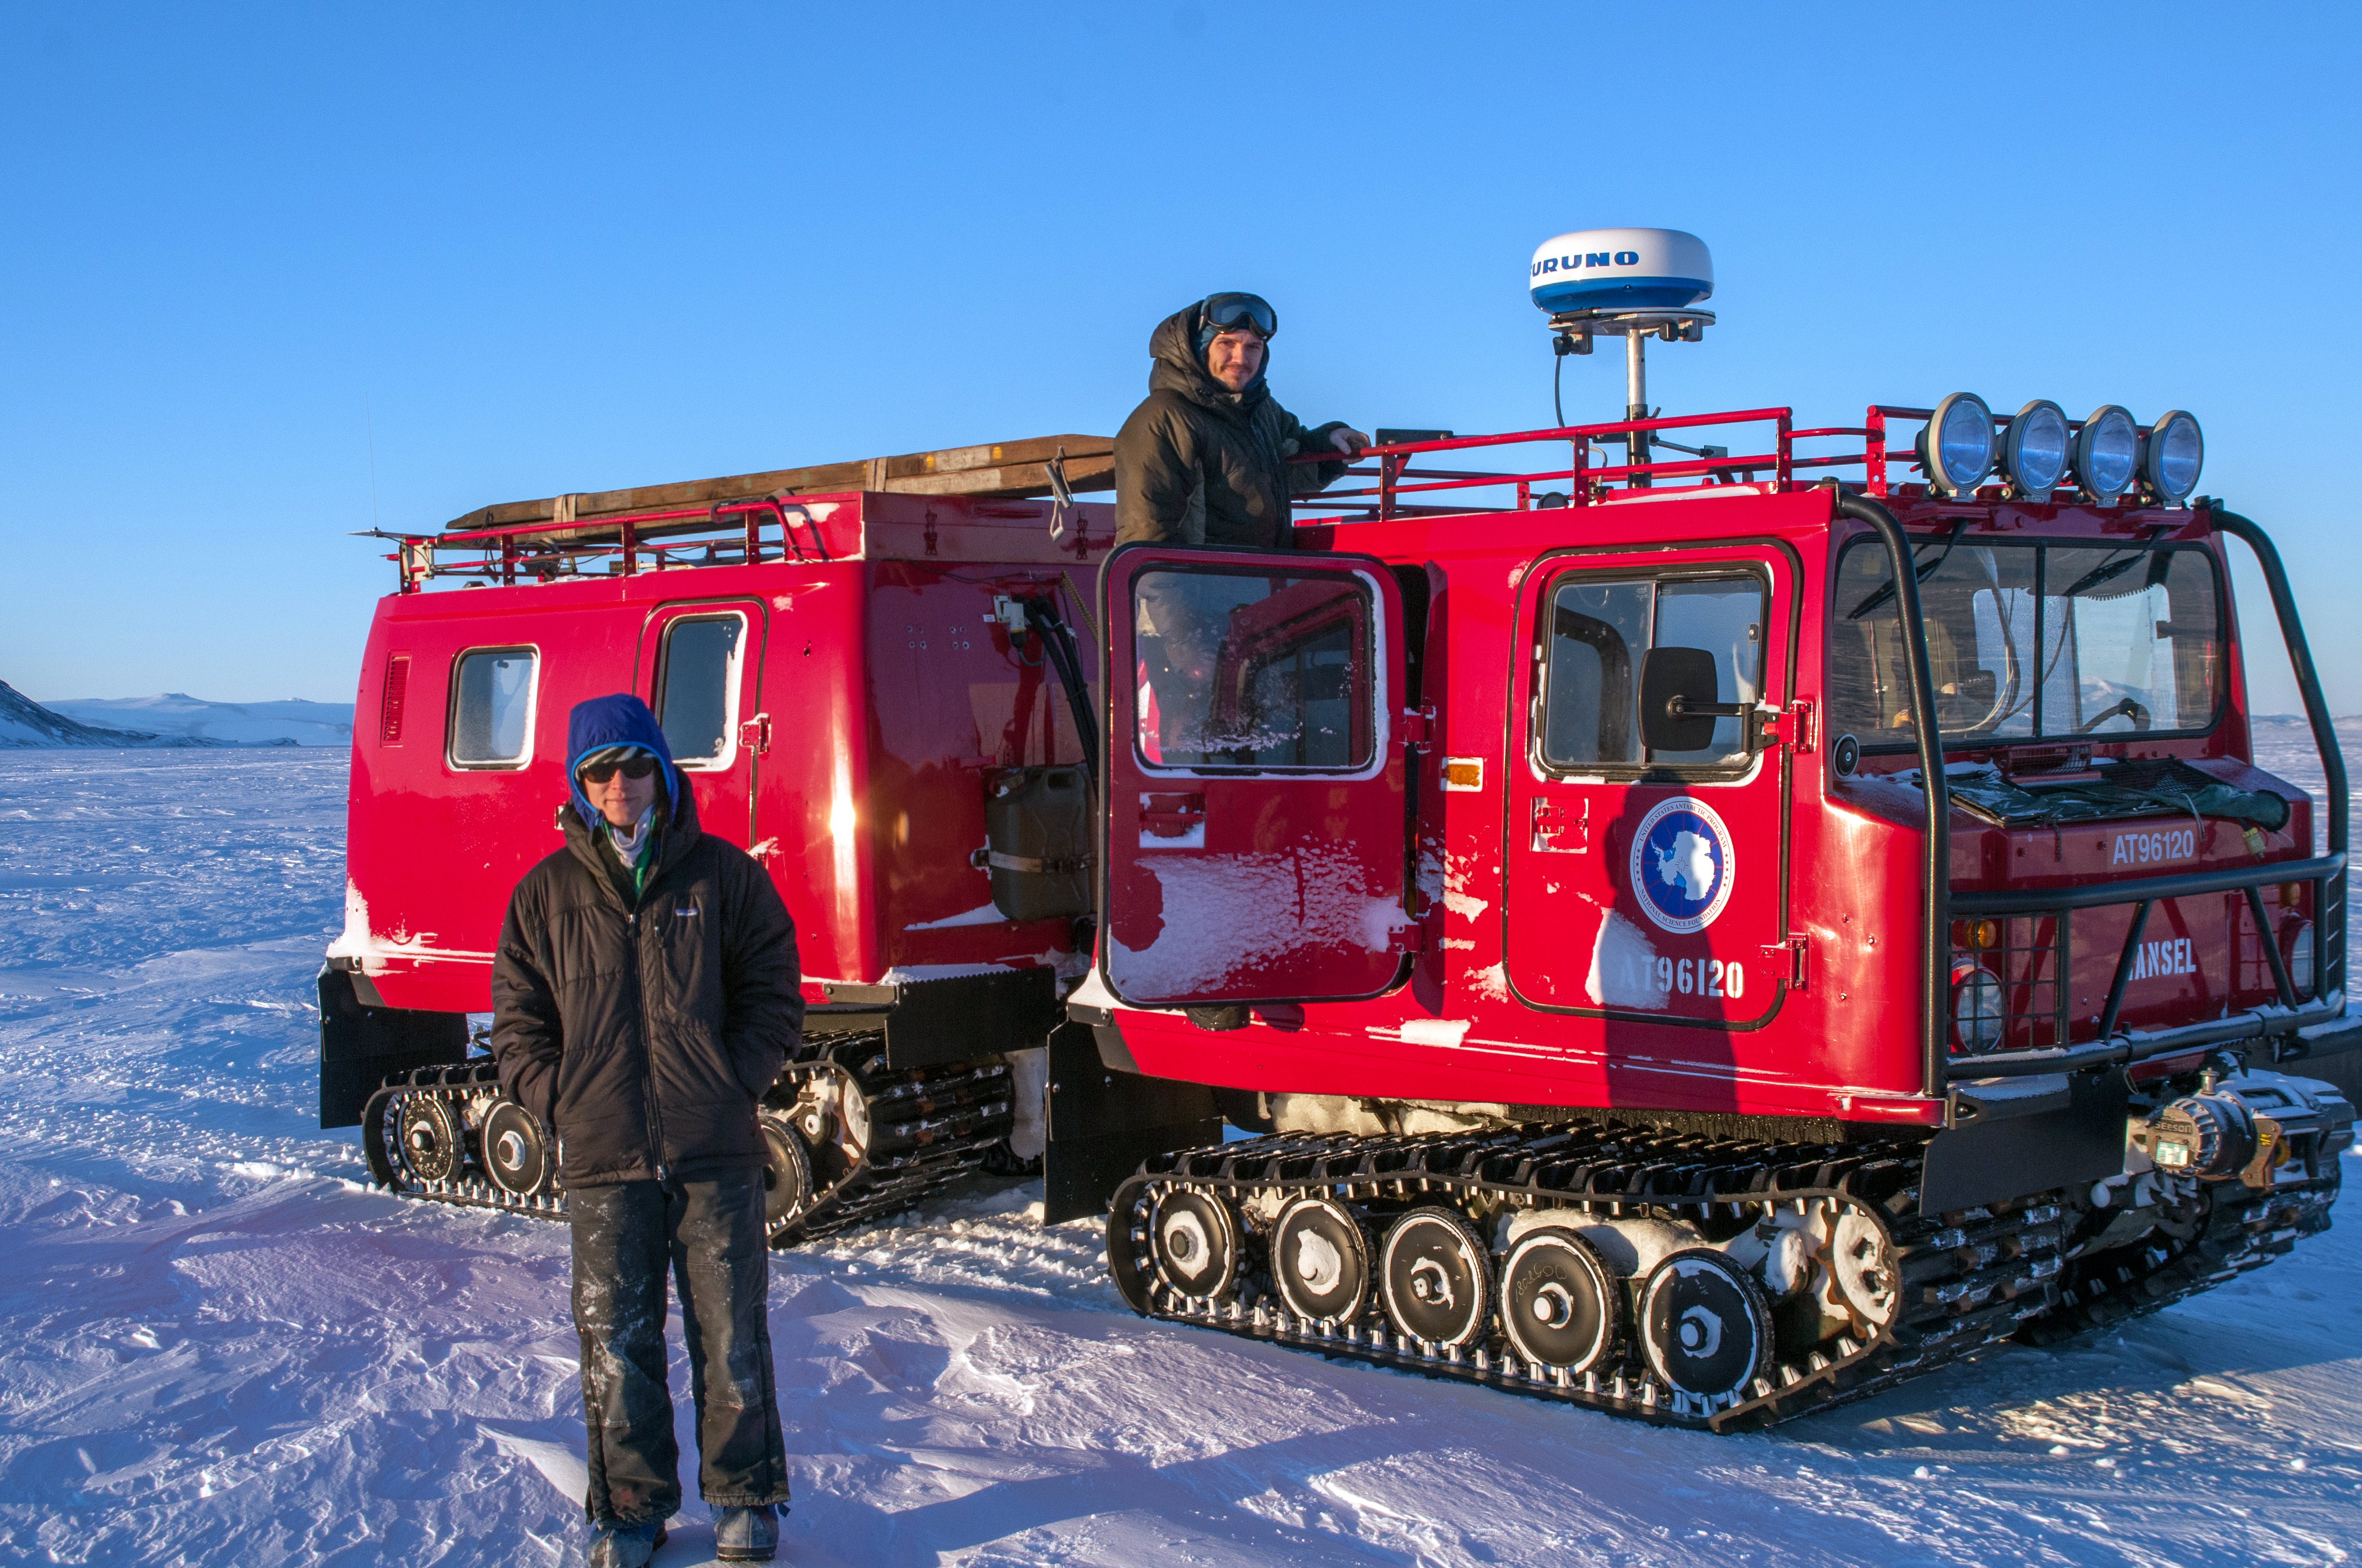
[1199,292,1277,340]
[577,748,658,784]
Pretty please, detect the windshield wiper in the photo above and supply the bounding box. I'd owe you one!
[2054,528,2175,599]
[1848,517,1970,621]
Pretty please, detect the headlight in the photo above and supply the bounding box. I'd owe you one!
[1950,961,2005,1052]
[2287,920,2316,997]
[1919,392,1995,496]
[2002,400,2071,498]
[2074,405,2140,501]
[2145,410,2204,504]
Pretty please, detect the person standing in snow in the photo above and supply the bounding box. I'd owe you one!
[490,693,801,1568]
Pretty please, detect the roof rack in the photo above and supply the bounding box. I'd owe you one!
[439,434,1113,539]
[1288,405,2072,520]
[367,434,1114,593]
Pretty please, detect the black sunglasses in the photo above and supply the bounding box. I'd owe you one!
[578,754,658,784]
[1200,292,1276,339]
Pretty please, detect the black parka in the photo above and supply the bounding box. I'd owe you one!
[1112,303,1352,550]
[489,782,803,1188]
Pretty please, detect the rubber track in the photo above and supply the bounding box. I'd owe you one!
[765,1034,1016,1248]
[2016,1154,2341,1347]
[1104,1121,2297,1433]
[359,1033,1014,1249]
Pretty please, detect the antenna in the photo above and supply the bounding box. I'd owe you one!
[1530,228,1714,481]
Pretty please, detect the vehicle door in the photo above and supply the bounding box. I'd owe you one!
[1505,542,1799,1025]
[1100,545,1411,1006]
[638,599,769,850]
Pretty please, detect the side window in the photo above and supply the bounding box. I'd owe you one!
[1542,580,1650,764]
[1133,568,1374,770]
[1651,579,1764,763]
[656,615,745,769]
[1540,572,1765,771]
[449,648,537,768]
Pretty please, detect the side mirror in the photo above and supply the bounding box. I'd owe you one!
[1638,646,1732,753]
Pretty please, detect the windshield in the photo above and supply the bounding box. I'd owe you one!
[1830,539,2221,749]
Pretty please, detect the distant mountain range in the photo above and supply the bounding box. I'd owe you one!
[0,683,354,747]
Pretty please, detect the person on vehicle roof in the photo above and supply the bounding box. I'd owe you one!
[1113,292,1370,550]
[490,694,801,1568]
[1114,295,1368,1035]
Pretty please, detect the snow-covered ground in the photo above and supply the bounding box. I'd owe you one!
[2,747,2359,1567]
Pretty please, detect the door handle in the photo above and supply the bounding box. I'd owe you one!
[1139,792,1205,838]
[1531,796,1589,853]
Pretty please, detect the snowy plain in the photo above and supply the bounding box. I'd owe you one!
[0,744,2357,1567]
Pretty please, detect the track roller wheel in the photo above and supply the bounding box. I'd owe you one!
[1639,1248,1775,1404]
[1379,1208,1492,1349]
[1271,1195,1371,1326]
[759,1113,816,1230]
[1499,1227,1620,1374]
[361,1085,401,1188]
[480,1100,553,1198]
[1828,1208,1901,1331]
[396,1094,469,1184]
[1151,1188,1240,1303]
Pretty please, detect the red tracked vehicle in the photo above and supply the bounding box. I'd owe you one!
[1076,236,2352,1429]
[1085,406,2357,1430]
[325,271,2355,1434]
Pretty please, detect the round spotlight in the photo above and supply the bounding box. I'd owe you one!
[1920,392,1995,496]
[2145,411,2204,505]
[2075,405,2140,501]
[2002,400,2071,498]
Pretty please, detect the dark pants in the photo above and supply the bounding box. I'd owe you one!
[568,1170,791,1524]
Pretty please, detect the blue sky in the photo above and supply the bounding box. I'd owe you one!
[3,2,2355,711]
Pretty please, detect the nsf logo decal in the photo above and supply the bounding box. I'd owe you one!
[1629,796,1735,934]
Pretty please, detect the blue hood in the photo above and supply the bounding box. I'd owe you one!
[564,693,681,827]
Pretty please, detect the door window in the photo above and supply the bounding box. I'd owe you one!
[448,648,537,768]
[1131,568,1375,772]
[1538,573,1765,772]
[655,614,746,768]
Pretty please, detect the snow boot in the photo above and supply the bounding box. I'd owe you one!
[587,1519,666,1568]
[714,1503,780,1562]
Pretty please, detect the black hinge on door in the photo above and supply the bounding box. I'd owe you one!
[1761,700,1817,752]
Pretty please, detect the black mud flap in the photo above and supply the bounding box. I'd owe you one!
[1921,1068,2129,1214]
[318,966,468,1128]
[1041,1020,1218,1225]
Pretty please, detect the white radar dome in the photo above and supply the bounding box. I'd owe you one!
[1529,227,1713,314]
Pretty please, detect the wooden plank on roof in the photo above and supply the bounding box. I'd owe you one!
[441,434,1116,534]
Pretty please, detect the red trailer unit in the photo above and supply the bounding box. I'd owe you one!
[323,439,1225,1240]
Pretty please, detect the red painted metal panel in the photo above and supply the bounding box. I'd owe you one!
[1099,544,1411,1007]
[343,503,1110,1014]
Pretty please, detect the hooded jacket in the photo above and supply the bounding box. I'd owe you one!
[1112,303,1353,550]
[489,694,804,1187]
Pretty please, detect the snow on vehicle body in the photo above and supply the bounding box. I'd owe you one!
[1085,382,2355,1429]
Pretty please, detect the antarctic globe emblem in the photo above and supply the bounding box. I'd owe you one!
[1629,796,1735,933]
